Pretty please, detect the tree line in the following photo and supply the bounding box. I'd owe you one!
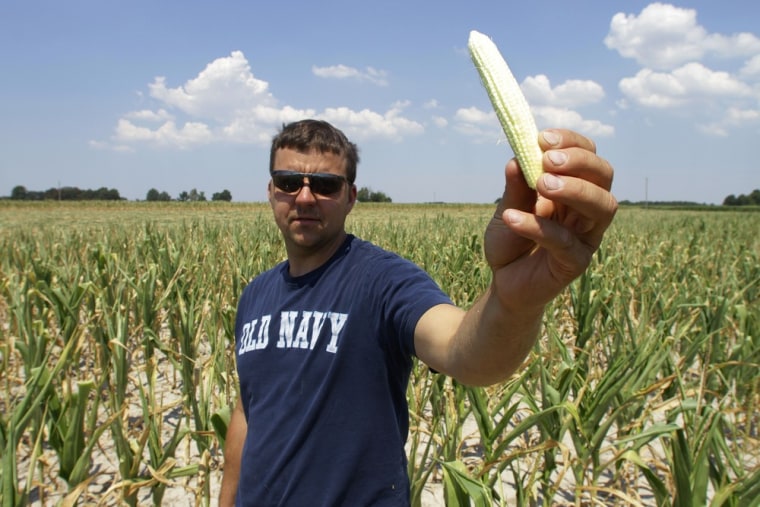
[6,185,392,203]
[146,188,232,202]
[10,185,122,201]
[357,187,392,203]
[7,185,234,202]
[723,189,760,206]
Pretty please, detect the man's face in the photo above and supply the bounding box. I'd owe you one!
[268,147,357,257]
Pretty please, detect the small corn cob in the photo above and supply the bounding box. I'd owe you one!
[468,30,543,189]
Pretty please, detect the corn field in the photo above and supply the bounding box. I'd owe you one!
[1,201,758,506]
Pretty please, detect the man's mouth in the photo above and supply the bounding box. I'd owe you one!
[291,215,320,224]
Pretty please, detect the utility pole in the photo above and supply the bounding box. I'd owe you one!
[644,177,648,208]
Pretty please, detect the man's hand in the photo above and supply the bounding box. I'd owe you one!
[415,129,616,386]
[485,128,618,311]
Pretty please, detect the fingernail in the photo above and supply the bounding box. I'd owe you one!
[543,173,564,191]
[547,150,568,166]
[505,209,523,224]
[542,130,561,146]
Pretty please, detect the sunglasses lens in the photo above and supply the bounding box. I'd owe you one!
[272,171,346,196]
[310,175,345,195]
[273,173,304,193]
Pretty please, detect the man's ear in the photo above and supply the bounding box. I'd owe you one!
[346,184,357,212]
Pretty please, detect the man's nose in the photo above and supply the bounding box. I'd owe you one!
[294,178,317,202]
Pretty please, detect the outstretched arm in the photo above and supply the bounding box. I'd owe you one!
[415,129,618,386]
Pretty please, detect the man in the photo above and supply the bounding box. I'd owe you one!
[219,119,617,506]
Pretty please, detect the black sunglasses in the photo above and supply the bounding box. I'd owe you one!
[271,170,348,196]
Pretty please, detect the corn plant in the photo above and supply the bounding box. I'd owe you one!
[0,201,757,505]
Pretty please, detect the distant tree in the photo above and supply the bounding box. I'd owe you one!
[10,185,27,200]
[188,188,206,201]
[95,187,121,200]
[25,190,45,200]
[146,188,172,201]
[56,186,77,200]
[724,189,760,206]
[371,190,391,202]
[212,189,232,201]
[357,186,392,203]
[178,188,207,202]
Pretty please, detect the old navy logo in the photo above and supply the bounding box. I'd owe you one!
[238,311,348,356]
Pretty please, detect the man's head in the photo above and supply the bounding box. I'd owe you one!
[267,120,359,271]
[269,120,359,184]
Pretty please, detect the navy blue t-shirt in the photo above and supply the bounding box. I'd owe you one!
[234,235,453,506]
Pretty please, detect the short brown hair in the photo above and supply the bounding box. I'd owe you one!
[269,119,359,183]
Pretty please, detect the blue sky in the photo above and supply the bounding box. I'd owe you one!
[1,1,758,204]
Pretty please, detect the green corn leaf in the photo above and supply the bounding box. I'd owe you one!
[60,380,94,482]
[616,422,680,448]
[619,450,670,506]
[211,405,232,450]
[441,460,493,507]
[672,429,693,507]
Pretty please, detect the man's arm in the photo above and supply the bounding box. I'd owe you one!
[219,397,247,507]
[415,293,543,387]
[415,129,617,386]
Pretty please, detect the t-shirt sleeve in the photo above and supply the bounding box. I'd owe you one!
[368,251,454,358]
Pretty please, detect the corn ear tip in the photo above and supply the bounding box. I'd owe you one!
[467,29,543,189]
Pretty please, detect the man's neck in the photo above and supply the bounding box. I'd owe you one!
[286,232,348,277]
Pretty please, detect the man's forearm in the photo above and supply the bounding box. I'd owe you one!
[450,286,544,386]
[219,398,247,507]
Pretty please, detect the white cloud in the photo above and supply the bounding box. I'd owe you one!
[726,107,760,123]
[619,69,686,108]
[149,51,274,120]
[222,105,318,144]
[522,75,605,107]
[620,63,753,108]
[432,116,448,128]
[455,106,494,124]
[697,123,728,137]
[532,106,614,138]
[312,64,389,86]
[98,52,424,150]
[703,32,760,60]
[453,105,614,143]
[450,107,495,141]
[620,63,760,137]
[319,104,424,142]
[698,106,760,137]
[605,3,760,70]
[605,3,708,70]
[114,119,214,148]
[124,109,173,122]
[606,3,760,137]
[740,54,760,78]
[457,75,612,140]
[674,62,753,96]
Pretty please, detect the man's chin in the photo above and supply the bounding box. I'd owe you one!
[288,231,323,248]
